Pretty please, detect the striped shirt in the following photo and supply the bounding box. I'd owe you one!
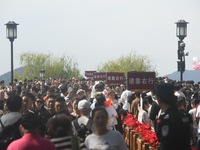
[50,135,86,150]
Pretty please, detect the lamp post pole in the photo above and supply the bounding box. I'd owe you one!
[175,20,188,82]
[5,21,18,86]
[10,39,14,86]
[180,41,185,81]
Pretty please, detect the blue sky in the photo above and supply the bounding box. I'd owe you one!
[0,0,200,77]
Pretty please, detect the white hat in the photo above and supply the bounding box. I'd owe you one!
[78,100,90,110]
[77,89,84,95]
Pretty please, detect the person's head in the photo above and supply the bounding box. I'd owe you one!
[151,89,158,101]
[46,88,55,97]
[120,84,125,91]
[20,110,40,133]
[22,92,35,113]
[184,89,193,99]
[95,93,106,107]
[0,89,4,99]
[177,96,187,111]
[141,92,147,100]
[47,113,73,138]
[6,94,22,112]
[46,95,56,113]
[144,95,153,105]
[142,96,150,111]
[15,85,22,95]
[155,83,177,107]
[40,85,45,91]
[174,83,182,91]
[60,86,67,94]
[193,90,199,99]
[120,90,132,110]
[35,95,44,111]
[76,89,86,99]
[54,96,67,113]
[91,107,108,132]
[191,98,200,108]
[106,89,115,100]
[72,97,80,113]
[95,83,104,92]
[31,87,39,96]
[78,99,91,116]
[67,87,75,98]
[135,91,141,98]
[115,86,121,95]
[0,80,5,88]
[127,93,135,104]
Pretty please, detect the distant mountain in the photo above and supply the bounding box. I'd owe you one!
[0,67,200,85]
[0,67,24,85]
[166,70,200,84]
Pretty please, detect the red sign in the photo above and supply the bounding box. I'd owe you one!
[106,72,125,84]
[93,72,106,81]
[127,71,156,90]
[85,71,97,78]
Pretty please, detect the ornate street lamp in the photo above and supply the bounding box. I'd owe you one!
[176,20,188,41]
[40,69,45,80]
[5,21,19,86]
[175,20,189,81]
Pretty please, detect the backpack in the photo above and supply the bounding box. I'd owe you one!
[0,118,22,150]
[73,117,92,140]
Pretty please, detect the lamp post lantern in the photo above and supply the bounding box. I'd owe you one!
[5,21,19,86]
[175,20,189,81]
[40,69,45,80]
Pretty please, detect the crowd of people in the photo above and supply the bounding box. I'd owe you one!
[0,76,199,150]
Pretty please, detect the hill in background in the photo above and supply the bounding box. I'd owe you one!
[166,70,200,84]
[0,68,200,85]
[0,67,24,85]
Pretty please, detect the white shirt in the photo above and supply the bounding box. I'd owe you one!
[106,105,118,129]
[138,109,150,124]
[85,130,128,150]
[189,108,198,129]
[195,105,200,133]
[120,90,131,111]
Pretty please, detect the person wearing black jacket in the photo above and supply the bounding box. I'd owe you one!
[155,83,191,150]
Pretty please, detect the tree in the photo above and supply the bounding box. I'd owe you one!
[19,52,81,79]
[14,71,24,81]
[97,51,156,76]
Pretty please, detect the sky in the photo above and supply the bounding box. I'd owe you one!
[0,0,200,77]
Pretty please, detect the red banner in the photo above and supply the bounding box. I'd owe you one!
[85,71,97,78]
[93,72,125,84]
[106,72,125,84]
[127,71,155,90]
[93,72,106,81]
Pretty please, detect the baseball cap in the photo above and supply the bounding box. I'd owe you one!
[78,100,90,110]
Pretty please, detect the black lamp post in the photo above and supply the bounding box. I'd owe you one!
[175,20,189,81]
[5,21,19,86]
[40,69,45,80]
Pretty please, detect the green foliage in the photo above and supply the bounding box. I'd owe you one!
[19,52,81,79]
[98,51,156,76]
[14,71,24,81]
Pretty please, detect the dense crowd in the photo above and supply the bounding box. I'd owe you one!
[0,77,199,150]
